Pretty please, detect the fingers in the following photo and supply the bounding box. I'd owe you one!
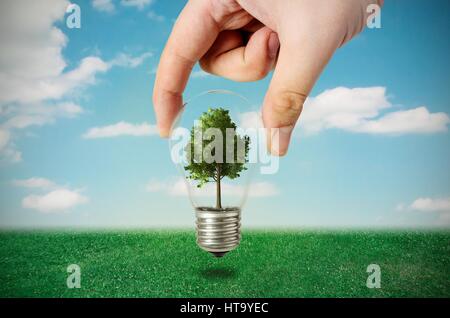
[263,34,340,156]
[200,27,279,82]
[153,1,220,137]
[241,20,264,33]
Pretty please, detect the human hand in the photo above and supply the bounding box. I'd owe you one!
[153,0,382,155]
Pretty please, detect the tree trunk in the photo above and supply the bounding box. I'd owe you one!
[216,164,222,210]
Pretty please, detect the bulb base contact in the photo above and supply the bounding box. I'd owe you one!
[195,207,241,257]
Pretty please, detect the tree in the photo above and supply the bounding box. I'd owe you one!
[184,108,250,209]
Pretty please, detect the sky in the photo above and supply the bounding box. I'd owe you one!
[0,0,449,228]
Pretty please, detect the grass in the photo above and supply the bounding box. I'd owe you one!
[0,230,449,297]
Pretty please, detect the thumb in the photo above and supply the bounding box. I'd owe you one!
[263,34,340,156]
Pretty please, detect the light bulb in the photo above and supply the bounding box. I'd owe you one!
[169,90,260,258]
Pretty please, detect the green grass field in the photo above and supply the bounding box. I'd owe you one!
[0,230,449,297]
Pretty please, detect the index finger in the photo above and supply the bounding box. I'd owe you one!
[153,1,220,137]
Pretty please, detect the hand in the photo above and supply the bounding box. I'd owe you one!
[153,0,382,155]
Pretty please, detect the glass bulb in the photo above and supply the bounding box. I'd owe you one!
[169,90,260,257]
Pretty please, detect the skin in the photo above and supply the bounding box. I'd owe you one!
[153,0,383,156]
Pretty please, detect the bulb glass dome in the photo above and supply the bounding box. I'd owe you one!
[169,90,259,210]
[168,90,261,257]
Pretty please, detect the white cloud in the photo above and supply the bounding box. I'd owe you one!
[0,127,21,162]
[300,87,449,135]
[0,145,21,163]
[4,102,84,130]
[397,196,450,226]
[16,177,89,213]
[22,189,88,213]
[109,51,153,68]
[353,107,450,134]
[0,55,109,105]
[92,0,115,13]
[410,197,450,212]
[239,111,263,129]
[120,0,152,10]
[0,0,69,82]
[0,0,108,162]
[94,0,156,13]
[1,101,84,162]
[147,10,165,22]
[0,0,151,162]
[247,182,279,197]
[83,121,158,139]
[13,177,56,189]
[148,66,158,75]
[56,102,84,117]
[0,1,111,106]
[0,128,10,151]
[146,177,279,198]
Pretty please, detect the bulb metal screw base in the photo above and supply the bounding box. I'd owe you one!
[195,207,241,258]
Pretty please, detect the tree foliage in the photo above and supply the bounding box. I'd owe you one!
[184,108,250,208]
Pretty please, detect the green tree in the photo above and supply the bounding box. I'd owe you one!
[184,108,250,209]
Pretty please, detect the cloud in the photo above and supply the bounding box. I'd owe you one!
[0,56,109,106]
[397,196,450,226]
[109,51,153,68]
[13,177,56,189]
[83,121,158,139]
[0,0,152,162]
[147,10,165,22]
[410,197,450,212]
[22,189,88,213]
[92,0,115,13]
[0,128,10,151]
[300,87,450,135]
[0,0,69,83]
[0,1,111,106]
[353,107,449,134]
[146,177,279,198]
[0,126,21,163]
[247,182,279,197]
[94,0,155,13]
[0,101,84,163]
[0,0,106,162]
[16,177,89,213]
[120,0,152,10]
[148,66,158,75]
[239,111,264,129]
[3,150,22,163]
[4,102,83,130]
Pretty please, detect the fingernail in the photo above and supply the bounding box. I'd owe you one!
[268,32,280,59]
[157,123,170,138]
[268,125,294,156]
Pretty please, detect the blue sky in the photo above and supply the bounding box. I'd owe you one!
[0,0,449,228]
